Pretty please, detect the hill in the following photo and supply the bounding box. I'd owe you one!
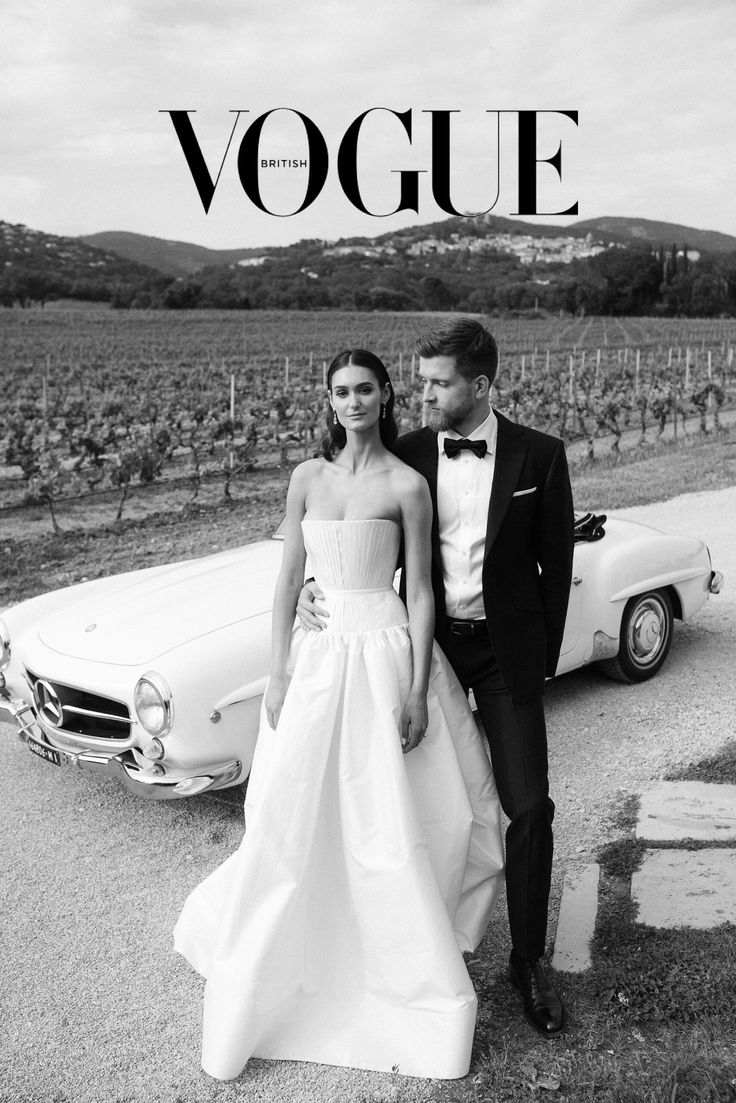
[81,214,736,276]
[79,231,276,278]
[0,221,165,306]
[571,216,736,254]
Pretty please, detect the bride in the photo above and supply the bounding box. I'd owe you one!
[174,349,505,1081]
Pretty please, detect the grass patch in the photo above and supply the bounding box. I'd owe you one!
[597,837,647,879]
[596,831,736,881]
[597,794,643,879]
[592,910,736,1026]
[570,430,736,510]
[665,742,736,785]
[428,953,736,1103]
[607,792,640,835]
[458,1029,736,1103]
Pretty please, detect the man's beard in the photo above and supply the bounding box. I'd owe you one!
[425,399,475,432]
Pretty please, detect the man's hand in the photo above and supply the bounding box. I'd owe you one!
[296,580,329,632]
[400,691,429,754]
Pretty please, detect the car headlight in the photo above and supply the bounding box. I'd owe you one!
[133,672,173,737]
[0,619,10,672]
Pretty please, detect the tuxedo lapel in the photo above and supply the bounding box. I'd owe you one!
[485,411,527,557]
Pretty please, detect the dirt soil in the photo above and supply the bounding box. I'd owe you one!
[0,467,290,607]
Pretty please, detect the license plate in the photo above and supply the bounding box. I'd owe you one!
[27,737,63,767]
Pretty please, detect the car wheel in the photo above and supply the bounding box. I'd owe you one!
[599,589,674,683]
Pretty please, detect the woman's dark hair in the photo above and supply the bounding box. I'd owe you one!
[319,349,398,460]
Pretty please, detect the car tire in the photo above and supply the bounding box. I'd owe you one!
[599,589,674,683]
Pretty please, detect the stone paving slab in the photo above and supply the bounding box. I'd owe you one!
[636,781,736,841]
[552,863,600,973]
[631,848,736,928]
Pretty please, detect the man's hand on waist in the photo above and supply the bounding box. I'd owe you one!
[296,580,329,631]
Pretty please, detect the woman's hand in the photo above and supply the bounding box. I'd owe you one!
[400,690,429,754]
[265,673,290,730]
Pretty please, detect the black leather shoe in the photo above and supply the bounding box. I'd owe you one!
[509,954,564,1036]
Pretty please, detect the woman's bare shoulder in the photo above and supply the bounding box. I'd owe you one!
[387,455,430,501]
[289,457,328,489]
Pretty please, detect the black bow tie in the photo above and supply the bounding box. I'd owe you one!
[443,437,488,459]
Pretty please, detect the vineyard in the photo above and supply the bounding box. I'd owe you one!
[2,308,735,530]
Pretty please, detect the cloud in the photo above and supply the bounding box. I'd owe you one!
[2,0,734,245]
[0,174,47,226]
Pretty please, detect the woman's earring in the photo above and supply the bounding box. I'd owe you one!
[333,410,338,426]
[381,404,386,420]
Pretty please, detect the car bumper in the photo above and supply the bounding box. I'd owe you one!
[0,680,241,800]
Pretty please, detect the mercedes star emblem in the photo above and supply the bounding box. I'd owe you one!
[34,679,64,727]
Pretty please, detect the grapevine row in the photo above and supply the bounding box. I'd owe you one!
[2,309,734,528]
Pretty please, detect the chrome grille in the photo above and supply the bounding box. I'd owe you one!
[26,669,132,740]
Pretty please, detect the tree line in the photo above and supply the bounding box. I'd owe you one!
[113,243,736,317]
[3,229,736,317]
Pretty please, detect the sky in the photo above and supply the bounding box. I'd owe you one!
[1,0,735,251]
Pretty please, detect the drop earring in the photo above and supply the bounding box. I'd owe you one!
[333,410,338,426]
[381,404,386,420]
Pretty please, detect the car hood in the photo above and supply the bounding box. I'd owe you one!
[35,541,282,666]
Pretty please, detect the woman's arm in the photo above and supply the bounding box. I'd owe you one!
[399,472,435,753]
[264,463,310,729]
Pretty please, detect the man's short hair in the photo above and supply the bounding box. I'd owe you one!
[415,318,499,385]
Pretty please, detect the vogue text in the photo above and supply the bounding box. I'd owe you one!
[161,108,579,219]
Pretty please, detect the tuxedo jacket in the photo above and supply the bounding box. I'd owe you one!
[395,411,575,703]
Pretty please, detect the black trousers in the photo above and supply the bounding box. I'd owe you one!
[442,630,554,963]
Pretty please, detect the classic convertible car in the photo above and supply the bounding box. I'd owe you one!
[0,514,722,800]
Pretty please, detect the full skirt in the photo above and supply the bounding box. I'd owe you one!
[174,614,505,1080]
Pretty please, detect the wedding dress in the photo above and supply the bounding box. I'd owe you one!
[174,518,505,1080]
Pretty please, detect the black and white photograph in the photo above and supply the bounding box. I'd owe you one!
[1,2,735,1101]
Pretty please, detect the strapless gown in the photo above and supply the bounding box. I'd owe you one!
[174,519,505,1081]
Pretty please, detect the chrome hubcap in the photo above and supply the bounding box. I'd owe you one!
[628,599,666,665]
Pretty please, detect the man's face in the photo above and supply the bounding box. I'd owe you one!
[419,355,479,432]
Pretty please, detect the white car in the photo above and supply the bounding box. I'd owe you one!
[0,514,722,800]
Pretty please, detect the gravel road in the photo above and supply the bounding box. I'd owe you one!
[1,487,733,1103]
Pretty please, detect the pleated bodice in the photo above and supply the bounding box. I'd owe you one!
[301,518,406,635]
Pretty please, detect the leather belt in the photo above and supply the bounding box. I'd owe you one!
[447,618,487,637]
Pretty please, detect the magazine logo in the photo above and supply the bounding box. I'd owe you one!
[161,108,578,219]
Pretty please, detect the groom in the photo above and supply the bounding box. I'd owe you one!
[301,318,574,1036]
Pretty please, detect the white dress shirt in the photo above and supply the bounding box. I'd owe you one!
[436,407,497,619]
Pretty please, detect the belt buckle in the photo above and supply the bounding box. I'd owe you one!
[450,619,479,637]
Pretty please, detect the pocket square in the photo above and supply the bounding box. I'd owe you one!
[512,486,537,497]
